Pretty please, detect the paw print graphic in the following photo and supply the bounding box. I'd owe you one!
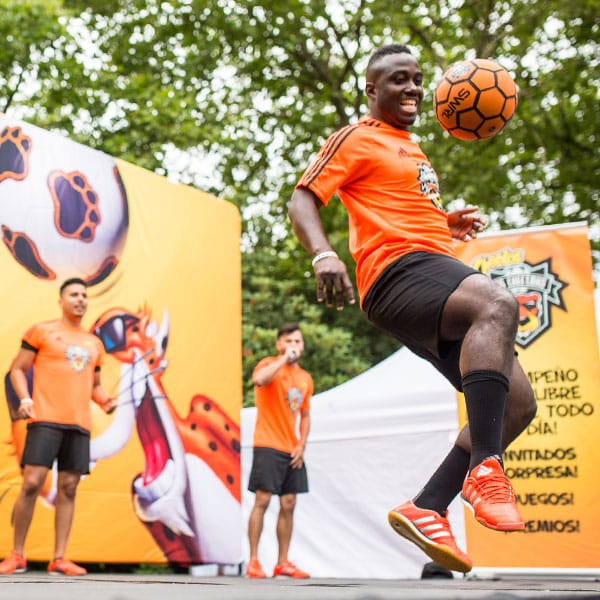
[1,225,56,279]
[0,126,32,183]
[48,170,101,242]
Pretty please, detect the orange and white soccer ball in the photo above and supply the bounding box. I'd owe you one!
[433,58,518,141]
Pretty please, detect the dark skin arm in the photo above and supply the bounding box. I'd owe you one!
[288,187,356,310]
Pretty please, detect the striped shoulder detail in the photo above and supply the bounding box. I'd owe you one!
[299,121,368,187]
[361,118,383,128]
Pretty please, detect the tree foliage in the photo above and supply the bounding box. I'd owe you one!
[1,0,598,404]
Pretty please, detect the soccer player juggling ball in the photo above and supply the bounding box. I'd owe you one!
[288,44,536,572]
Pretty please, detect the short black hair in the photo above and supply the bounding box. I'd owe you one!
[277,322,301,338]
[60,277,87,295]
[367,44,412,71]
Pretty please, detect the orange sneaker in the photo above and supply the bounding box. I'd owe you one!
[245,557,267,578]
[461,456,524,531]
[388,500,472,573]
[0,550,27,574]
[47,557,87,576]
[273,560,310,578]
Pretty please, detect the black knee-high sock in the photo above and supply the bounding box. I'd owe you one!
[462,369,509,471]
[413,445,470,515]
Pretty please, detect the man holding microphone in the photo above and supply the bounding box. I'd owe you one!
[246,323,313,579]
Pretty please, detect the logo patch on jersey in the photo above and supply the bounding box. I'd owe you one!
[287,387,304,413]
[471,248,568,348]
[417,163,443,210]
[66,345,90,372]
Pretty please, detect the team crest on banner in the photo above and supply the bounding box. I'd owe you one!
[472,248,568,348]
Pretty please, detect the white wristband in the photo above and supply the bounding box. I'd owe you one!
[311,251,338,267]
[20,398,33,406]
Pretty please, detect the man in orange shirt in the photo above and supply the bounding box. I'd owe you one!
[289,44,536,573]
[0,278,116,576]
[246,323,313,579]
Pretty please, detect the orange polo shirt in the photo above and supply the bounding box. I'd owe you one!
[297,116,455,304]
[23,319,104,433]
[252,356,313,454]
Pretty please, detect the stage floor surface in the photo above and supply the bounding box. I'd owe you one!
[0,573,599,600]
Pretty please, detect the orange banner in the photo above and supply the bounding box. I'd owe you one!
[455,223,600,569]
[0,116,242,565]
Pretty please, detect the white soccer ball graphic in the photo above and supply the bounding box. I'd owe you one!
[0,117,129,286]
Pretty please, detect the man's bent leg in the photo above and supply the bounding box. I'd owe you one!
[441,274,518,465]
[440,275,526,530]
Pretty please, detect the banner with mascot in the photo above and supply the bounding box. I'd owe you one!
[0,116,242,566]
[454,222,599,570]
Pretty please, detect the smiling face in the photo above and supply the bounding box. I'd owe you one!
[365,52,424,130]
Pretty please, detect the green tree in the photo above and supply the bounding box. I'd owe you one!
[2,0,598,402]
[0,0,80,117]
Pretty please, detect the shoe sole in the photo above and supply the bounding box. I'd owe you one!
[461,496,525,531]
[388,510,472,573]
[48,570,87,576]
[0,567,26,574]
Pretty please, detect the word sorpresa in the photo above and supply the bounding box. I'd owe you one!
[505,464,578,479]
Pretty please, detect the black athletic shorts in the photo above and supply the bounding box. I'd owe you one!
[363,251,479,391]
[248,447,309,495]
[21,423,91,474]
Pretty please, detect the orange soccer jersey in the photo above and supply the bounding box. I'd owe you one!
[252,356,313,454]
[297,116,455,303]
[23,319,104,433]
